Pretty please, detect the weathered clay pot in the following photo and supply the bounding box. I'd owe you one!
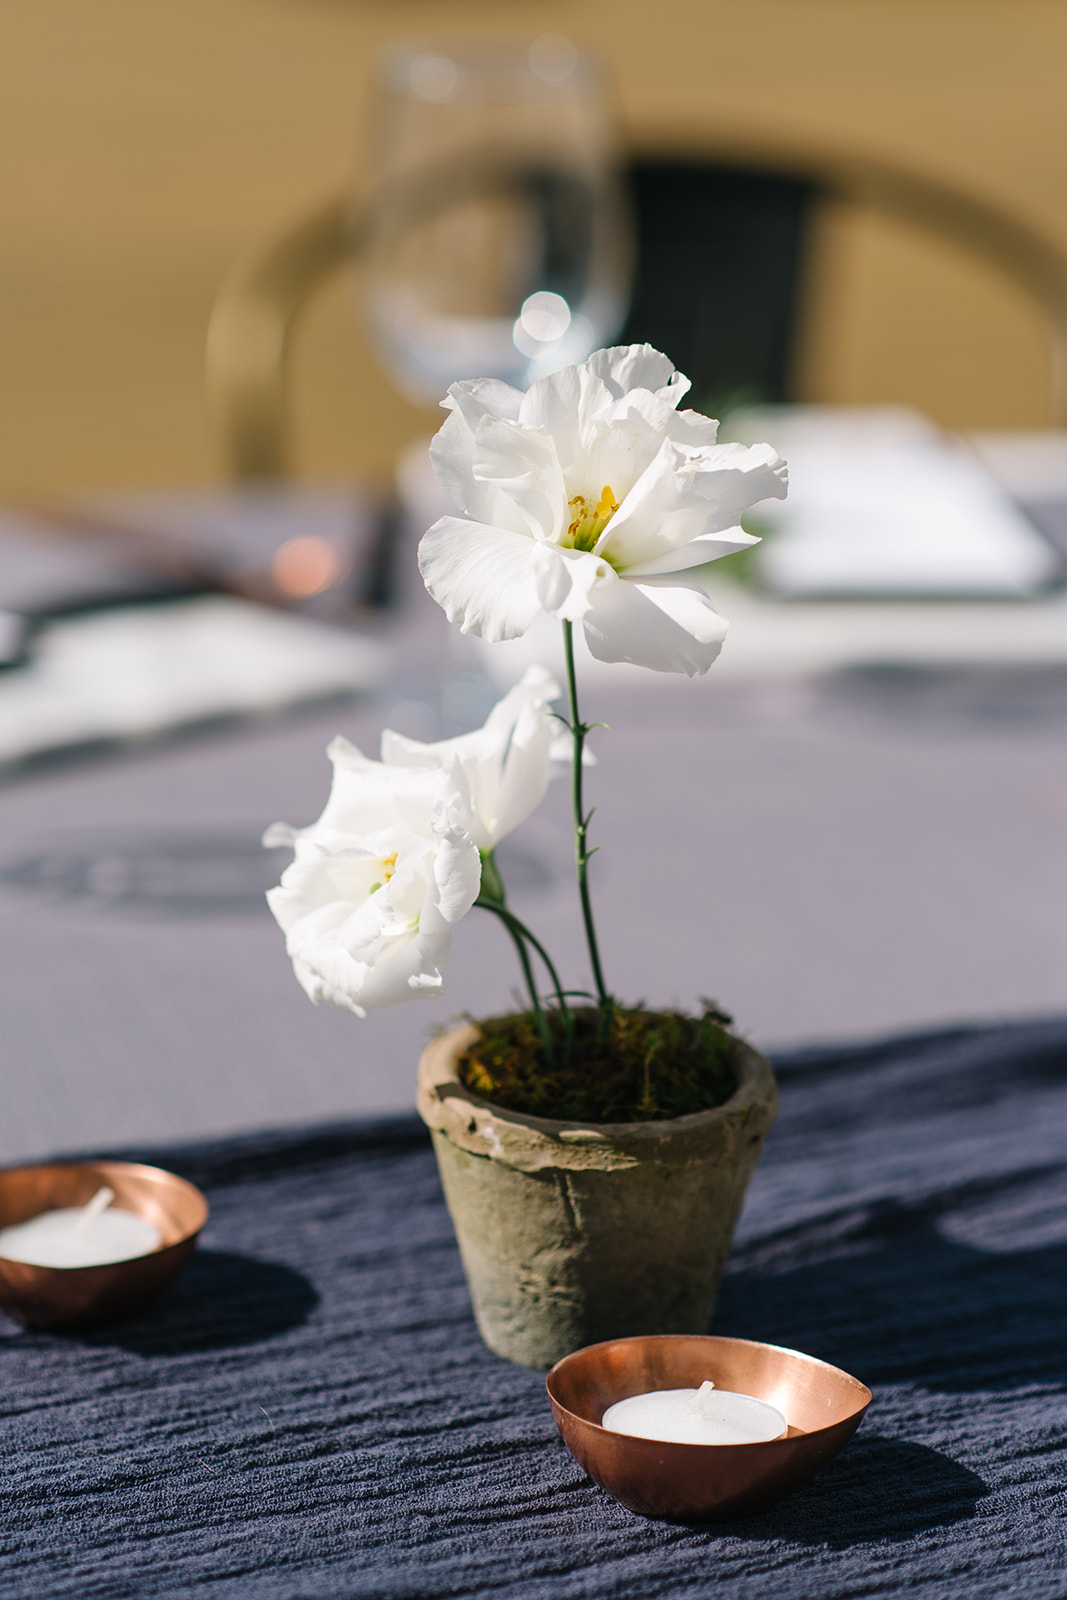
[416,1021,778,1370]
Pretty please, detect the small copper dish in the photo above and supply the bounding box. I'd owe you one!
[0,1161,208,1331]
[546,1334,871,1521]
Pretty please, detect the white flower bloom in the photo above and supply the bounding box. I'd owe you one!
[418,344,788,676]
[264,746,482,1017]
[380,665,561,851]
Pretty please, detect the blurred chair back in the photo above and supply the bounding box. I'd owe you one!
[207,142,1067,481]
[620,161,813,411]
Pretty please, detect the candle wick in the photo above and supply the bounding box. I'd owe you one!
[74,1185,116,1236]
[688,1378,717,1416]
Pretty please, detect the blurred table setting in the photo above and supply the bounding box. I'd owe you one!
[1,404,1067,1168]
[4,410,1067,770]
[0,489,392,764]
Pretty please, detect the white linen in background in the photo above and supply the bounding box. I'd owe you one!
[1,419,1065,769]
[0,597,385,766]
[0,489,388,766]
[730,407,1060,597]
[1,673,1066,1165]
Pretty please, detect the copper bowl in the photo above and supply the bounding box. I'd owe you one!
[0,1161,208,1331]
[546,1334,871,1521]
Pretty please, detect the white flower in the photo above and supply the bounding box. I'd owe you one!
[380,665,561,851]
[418,344,788,676]
[264,746,481,1017]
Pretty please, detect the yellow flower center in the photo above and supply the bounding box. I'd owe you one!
[566,485,618,552]
[368,852,398,897]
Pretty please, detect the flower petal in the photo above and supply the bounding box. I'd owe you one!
[430,379,526,522]
[287,956,369,1017]
[418,518,544,642]
[565,387,716,502]
[597,439,786,576]
[517,364,586,480]
[263,820,299,849]
[526,540,569,614]
[594,442,710,571]
[316,740,441,837]
[380,666,561,850]
[666,408,721,448]
[577,402,673,506]
[444,376,524,427]
[687,441,789,534]
[531,543,612,622]
[587,344,690,407]
[491,697,559,841]
[628,526,760,577]
[427,824,483,929]
[429,407,497,523]
[346,928,453,1012]
[581,571,729,676]
[471,416,568,541]
[482,663,561,732]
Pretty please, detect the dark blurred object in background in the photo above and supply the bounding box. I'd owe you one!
[621,161,814,411]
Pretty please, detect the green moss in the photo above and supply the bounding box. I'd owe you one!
[456,1003,740,1124]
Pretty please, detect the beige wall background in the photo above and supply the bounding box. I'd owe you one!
[1,0,1066,494]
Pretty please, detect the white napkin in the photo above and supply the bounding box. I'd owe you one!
[0,596,385,767]
[731,407,1060,598]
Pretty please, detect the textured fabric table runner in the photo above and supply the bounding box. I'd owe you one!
[3,1016,1066,1598]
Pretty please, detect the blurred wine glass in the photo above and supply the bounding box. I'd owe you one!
[363,35,633,404]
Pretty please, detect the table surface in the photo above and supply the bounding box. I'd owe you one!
[2,558,1067,1166]
[3,1015,1066,1598]
[1,459,1066,1594]
[0,446,1065,1155]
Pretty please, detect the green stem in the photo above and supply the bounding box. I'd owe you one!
[485,901,553,1063]
[478,897,572,1028]
[495,906,571,1026]
[477,848,573,1061]
[562,620,614,1039]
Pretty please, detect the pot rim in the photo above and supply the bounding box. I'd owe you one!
[417,1018,778,1170]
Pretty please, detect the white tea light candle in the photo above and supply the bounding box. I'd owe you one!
[602,1380,787,1445]
[0,1186,162,1269]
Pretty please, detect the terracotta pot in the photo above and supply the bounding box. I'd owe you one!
[417,1021,778,1370]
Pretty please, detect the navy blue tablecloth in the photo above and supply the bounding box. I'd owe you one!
[3,1017,1067,1598]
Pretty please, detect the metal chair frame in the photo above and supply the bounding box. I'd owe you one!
[206,139,1067,480]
